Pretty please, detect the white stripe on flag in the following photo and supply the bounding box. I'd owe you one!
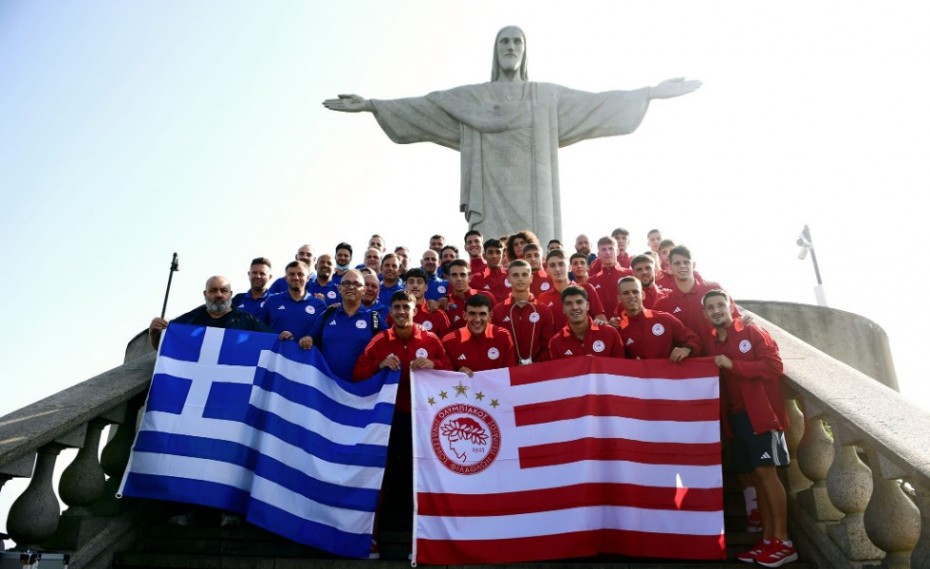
[257,350,397,409]
[249,386,392,447]
[140,412,385,490]
[155,356,258,385]
[127,452,374,534]
[417,505,724,540]
[509,373,719,405]
[415,458,721,493]
[513,416,720,445]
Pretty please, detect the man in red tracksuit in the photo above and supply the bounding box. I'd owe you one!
[702,289,796,568]
[401,268,451,339]
[548,285,624,360]
[442,294,515,374]
[654,245,733,346]
[589,235,632,319]
[470,238,510,302]
[444,259,496,331]
[353,290,451,558]
[538,248,606,330]
[615,276,700,361]
[491,260,554,365]
[629,253,670,309]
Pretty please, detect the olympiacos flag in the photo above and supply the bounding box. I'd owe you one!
[411,356,725,564]
[119,323,399,558]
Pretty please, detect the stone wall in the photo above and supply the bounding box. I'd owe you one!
[124,330,153,363]
[737,300,898,391]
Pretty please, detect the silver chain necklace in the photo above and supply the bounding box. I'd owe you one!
[509,300,538,365]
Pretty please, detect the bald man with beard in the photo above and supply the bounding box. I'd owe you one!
[149,275,269,349]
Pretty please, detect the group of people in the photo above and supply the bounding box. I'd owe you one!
[148,227,796,567]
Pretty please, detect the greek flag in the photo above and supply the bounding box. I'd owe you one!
[118,323,398,558]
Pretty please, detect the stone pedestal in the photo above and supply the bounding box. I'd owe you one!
[797,484,843,522]
[44,512,107,552]
[827,513,883,561]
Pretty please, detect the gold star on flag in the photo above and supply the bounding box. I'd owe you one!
[474,391,485,400]
[491,398,500,408]
[439,390,449,399]
[427,397,436,406]
[453,381,469,397]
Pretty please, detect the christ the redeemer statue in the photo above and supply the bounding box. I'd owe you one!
[323,25,700,241]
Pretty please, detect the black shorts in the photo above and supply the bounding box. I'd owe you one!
[728,412,789,474]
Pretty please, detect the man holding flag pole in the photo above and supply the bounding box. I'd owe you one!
[124,273,400,557]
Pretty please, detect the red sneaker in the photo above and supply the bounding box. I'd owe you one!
[755,537,798,567]
[747,508,763,532]
[735,538,769,564]
[369,539,380,560]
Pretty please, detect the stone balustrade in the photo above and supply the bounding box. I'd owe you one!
[2,316,929,568]
[762,315,930,569]
[0,331,154,567]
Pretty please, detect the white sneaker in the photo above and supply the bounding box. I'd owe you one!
[368,539,380,560]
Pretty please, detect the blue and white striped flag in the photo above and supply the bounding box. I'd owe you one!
[118,323,398,558]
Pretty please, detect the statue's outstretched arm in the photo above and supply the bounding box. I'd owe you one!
[322,94,375,113]
[649,78,702,100]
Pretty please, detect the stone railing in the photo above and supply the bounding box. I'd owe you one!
[759,314,929,569]
[2,315,928,568]
[0,331,155,569]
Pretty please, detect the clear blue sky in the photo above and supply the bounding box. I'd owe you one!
[2,2,929,538]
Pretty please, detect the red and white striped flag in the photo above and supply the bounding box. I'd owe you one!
[411,357,725,564]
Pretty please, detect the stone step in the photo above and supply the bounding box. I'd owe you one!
[124,524,809,566]
[120,475,793,567]
[114,552,818,569]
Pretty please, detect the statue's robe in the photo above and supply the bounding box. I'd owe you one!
[371,82,651,241]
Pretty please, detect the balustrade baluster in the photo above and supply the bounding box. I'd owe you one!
[6,446,62,550]
[94,400,143,516]
[0,454,35,501]
[58,419,107,512]
[910,481,929,569]
[795,399,842,521]
[825,423,882,562]
[863,452,920,569]
[783,396,812,494]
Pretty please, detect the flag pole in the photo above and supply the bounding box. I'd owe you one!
[796,226,827,306]
[160,253,180,319]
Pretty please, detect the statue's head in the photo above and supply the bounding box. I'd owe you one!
[491,25,528,81]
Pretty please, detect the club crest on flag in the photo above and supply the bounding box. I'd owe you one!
[431,403,501,474]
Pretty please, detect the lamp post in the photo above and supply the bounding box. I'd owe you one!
[796,225,827,306]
